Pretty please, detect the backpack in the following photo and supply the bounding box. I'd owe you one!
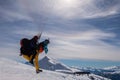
[20,38,32,55]
[20,38,30,48]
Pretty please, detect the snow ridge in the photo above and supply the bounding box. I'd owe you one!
[0,57,110,80]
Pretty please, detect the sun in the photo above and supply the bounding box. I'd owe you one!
[63,0,74,4]
[55,0,77,9]
[61,0,76,6]
[52,0,79,18]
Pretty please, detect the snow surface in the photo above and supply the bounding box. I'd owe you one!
[0,57,110,80]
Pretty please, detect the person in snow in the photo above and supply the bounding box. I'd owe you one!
[20,34,50,73]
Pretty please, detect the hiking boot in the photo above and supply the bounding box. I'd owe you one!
[36,69,43,73]
[19,53,22,56]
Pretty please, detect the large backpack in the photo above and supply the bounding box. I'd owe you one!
[20,38,32,55]
[20,38,30,48]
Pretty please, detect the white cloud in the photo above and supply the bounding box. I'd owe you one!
[1,0,119,22]
[46,29,116,41]
[0,8,33,22]
[13,30,38,37]
[49,39,120,61]
[32,0,119,19]
[0,46,19,59]
[46,29,120,61]
[0,0,120,62]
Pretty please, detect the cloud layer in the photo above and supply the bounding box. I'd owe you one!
[1,0,120,22]
[0,0,120,61]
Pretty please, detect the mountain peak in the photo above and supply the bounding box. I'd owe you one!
[38,56,71,71]
[41,56,50,61]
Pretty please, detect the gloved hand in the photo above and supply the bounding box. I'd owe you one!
[44,45,48,54]
[45,48,48,54]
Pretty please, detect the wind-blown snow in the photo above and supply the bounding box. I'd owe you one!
[0,57,110,80]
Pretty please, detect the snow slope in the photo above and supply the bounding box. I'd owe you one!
[0,58,110,80]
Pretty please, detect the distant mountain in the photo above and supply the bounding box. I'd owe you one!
[103,66,120,73]
[103,66,120,80]
[79,66,120,80]
[38,56,71,71]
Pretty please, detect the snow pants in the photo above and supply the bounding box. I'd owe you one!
[22,50,40,71]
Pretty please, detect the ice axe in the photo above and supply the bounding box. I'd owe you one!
[37,32,42,40]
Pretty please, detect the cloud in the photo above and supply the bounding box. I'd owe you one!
[0,0,120,62]
[46,29,116,41]
[0,8,33,22]
[45,29,120,61]
[31,0,119,19]
[13,30,38,37]
[49,39,120,61]
[1,0,120,22]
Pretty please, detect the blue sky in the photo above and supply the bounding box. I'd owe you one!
[0,0,120,68]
